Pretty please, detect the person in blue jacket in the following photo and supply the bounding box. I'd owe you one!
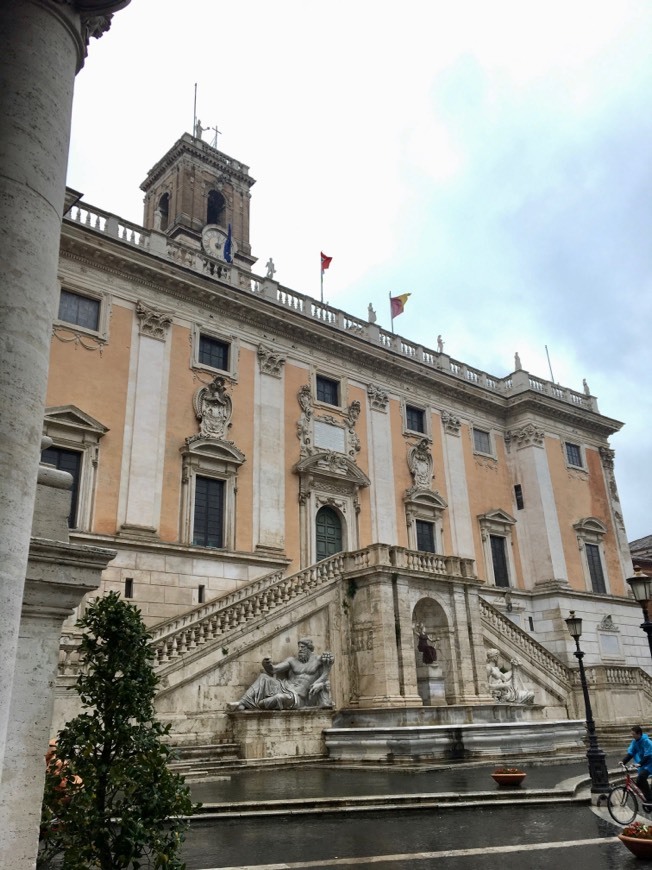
[623,724,652,808]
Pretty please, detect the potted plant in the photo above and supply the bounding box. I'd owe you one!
[491,765,527,787]
[618,821,652,859]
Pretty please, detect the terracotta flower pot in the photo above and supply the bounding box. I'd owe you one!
[618,833,652,859]
[491,771,527,787]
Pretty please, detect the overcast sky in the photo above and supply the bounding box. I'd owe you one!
[67,0,652,541]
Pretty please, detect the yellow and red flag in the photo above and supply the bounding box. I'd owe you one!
[390,293,411,319]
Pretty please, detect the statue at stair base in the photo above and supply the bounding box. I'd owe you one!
[231,639,335,711]
[486,648,535,704]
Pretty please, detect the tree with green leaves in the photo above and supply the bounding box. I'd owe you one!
[39,592,195,869]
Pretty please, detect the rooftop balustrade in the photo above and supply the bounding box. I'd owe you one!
[65,199,598,413]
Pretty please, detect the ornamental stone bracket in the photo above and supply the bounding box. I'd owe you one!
[407,438,433,489]
[192,376,233,440]
[440,410,461,436]
[135,300,173,341]
[367,383,389,412]
[505,422,545,449]
[257,344,286,378]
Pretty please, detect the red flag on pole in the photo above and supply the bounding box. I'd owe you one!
[321,252,333,273]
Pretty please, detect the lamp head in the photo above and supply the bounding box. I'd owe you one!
[565,610,583,640]
[627,566,652,604]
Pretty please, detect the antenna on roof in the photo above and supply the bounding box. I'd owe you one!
[193,83,197,138]
[545,344,556,383]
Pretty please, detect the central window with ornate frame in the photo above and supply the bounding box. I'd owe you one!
[180,438,245,550]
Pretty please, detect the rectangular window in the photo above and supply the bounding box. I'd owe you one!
[41,445,82,527]
[406,405,425,433]
[198,584,206,604]
[473,428,491,454]
[415,520,436,553]
[586,543,606,593]
[199,334,230,371]
[565,442,583,467]
[528,617,534,632]
[58,289,100,331]
[193,476,225,548]
[514,484,524,510]
[490,535,510,587]
[124,577,134,599]
[316,375,339,406]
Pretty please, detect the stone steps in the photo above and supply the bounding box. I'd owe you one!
[190,786,586,818]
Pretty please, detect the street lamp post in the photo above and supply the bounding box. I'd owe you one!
[565,611,610,795]
[626,567,652,662]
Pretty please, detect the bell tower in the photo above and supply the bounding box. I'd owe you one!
[140,132,256,270]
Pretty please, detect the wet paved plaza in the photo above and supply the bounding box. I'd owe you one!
[181,757,629,868]
[188,758,607,805]
[181,803,628,869]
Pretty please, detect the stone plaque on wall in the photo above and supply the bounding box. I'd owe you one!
[314,421,346,453]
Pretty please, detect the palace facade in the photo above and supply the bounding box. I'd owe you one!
[48,132,650,749]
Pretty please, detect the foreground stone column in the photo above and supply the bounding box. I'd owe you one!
[0,457,116,869]
[0,0,129,781]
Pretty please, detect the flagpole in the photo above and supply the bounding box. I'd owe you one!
[320,267,324,304]
[389,292,394,334]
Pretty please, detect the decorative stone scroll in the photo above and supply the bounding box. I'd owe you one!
[192,376,233,439]
[367,383,389,412]
[345,401,361,457]
[257,344,286,378]
[135,301,172,341]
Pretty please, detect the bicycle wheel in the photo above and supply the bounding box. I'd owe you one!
[607,785,638,825]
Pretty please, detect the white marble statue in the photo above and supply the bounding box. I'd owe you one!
[266,257,276,279]
[231,639,334,711]
[486,648,534,704]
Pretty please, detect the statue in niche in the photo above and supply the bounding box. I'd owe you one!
[486,648,534,704]
[194,376,232,439]
[230,639,334,711]
[413,623,438,664]
[408,439,433,489]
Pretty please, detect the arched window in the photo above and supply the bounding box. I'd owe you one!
[207,190,226,226]
[157,193,169,231]
[315,506,343,562]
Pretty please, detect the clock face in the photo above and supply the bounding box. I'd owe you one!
[202,225,227,259]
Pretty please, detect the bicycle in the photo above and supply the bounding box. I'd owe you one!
[607,763,652,825]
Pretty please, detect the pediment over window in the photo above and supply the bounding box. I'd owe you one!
[479,509,516,527]
[404,488,448,511]
[181,436,245,476]
[294,450,370,491]
[573,517,607,536]
[44,405,108,438]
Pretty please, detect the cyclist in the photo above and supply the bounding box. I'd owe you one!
[622,724,652,810]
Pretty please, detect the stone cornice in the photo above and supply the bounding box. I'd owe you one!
[140,134,255,193]
[59,223,622,439]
